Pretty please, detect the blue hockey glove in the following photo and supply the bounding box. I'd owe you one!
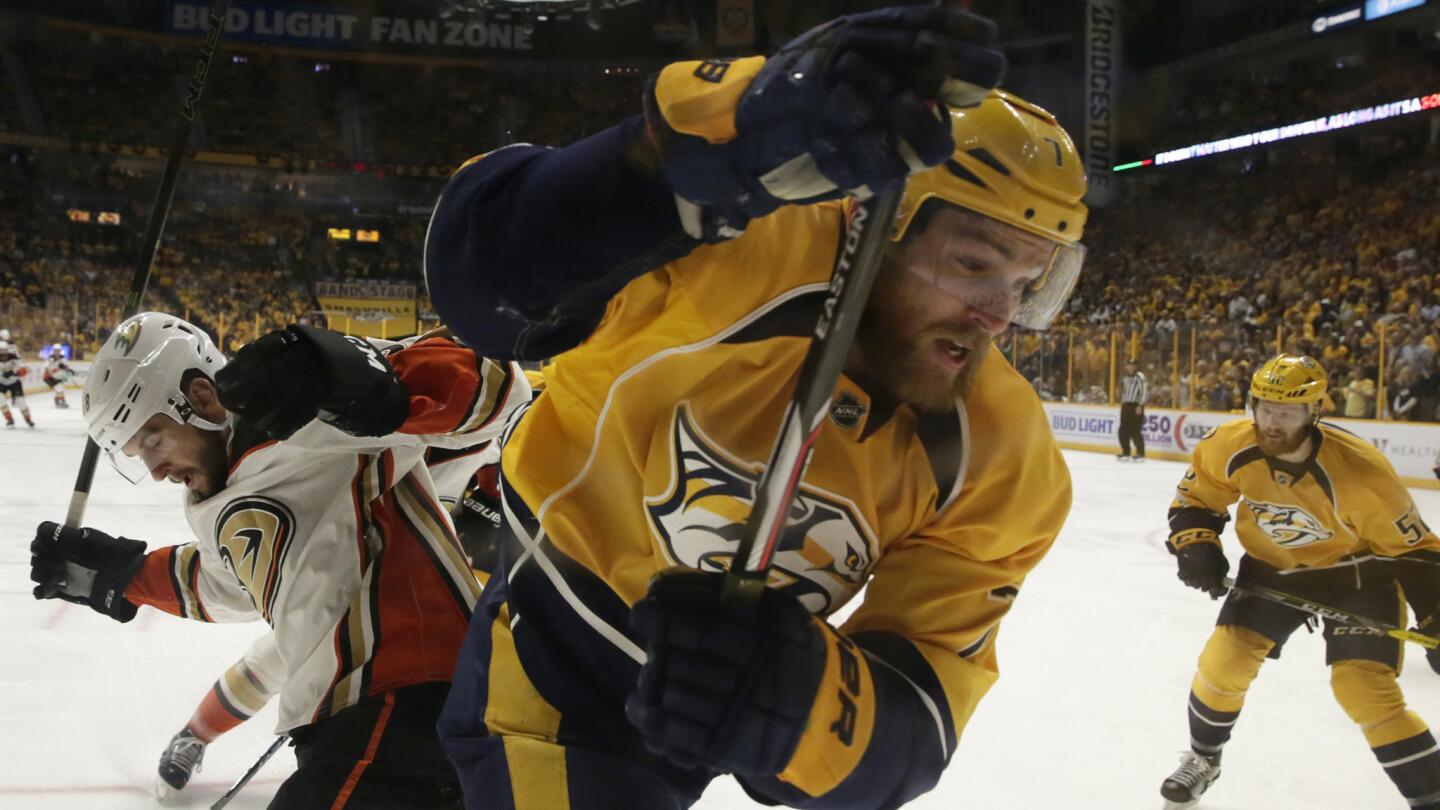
[644,6,1005,241]
[627,570,870,780]
[30,521,145,622]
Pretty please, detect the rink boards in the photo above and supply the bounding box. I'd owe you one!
[1043,401,1440,490]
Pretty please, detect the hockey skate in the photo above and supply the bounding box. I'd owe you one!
[156,727,206,801]
[1160,751,1220,810]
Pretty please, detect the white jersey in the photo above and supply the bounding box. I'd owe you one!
[0,342,23,387]
[44,357,72,383]
[207,443,498,720]
[427,442,500,512]
[126,337,529,732]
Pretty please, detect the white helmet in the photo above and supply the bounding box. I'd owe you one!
[0,328,10,342]
[84,312,228,482]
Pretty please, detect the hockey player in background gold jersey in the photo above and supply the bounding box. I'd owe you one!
[423,8,1091,809]
[1159,354,1440,810]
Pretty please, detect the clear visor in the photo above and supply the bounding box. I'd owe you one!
[905,241,1085,331]
[1251,399,1314,428]
[106,410,191,484]
[90,338,225,484]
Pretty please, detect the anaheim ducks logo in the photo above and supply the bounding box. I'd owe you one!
[112,319,143,356]
[214,496,297,622]
[1245,499,1332,548]
[645,406,876,615]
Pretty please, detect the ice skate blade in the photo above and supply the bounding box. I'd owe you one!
[1161,799,1199,810]
[155,775,179,803]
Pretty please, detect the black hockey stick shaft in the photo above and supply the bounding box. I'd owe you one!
[211,735,288,809]
[1224,576,1440,649]
[64,1,230,530]
[722,184,904,604]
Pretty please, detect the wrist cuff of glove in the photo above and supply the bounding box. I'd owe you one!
[644,58,777,241]
[775,621,875,798]
[92,553,144,623]
[646,57,765,146]
[1168,528,1221,554]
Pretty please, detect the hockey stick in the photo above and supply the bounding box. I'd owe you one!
[210,735,288,810]
[61,2,229,539]
[1223,576,1440,650]
[723,184,905,603]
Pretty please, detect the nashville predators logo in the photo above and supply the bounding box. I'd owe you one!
[646,406,877,614]
[1244,499,1332,548]
[214,496,297,622]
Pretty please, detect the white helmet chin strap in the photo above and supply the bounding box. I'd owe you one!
[170,390,227,433]
[186,412,228,432]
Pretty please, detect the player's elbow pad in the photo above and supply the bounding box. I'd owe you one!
[424,148,582,360]
[424,120,698,362]
[741,631,955,810]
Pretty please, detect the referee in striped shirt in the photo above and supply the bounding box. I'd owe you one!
[1118,360,1148,461]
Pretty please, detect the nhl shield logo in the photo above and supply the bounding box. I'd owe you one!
[830,392,867,429]
[645,406,877,614]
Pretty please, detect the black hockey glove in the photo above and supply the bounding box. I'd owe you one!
[1175,542,1230,599]
[216,325,410,440]
[627,570,828,777]
[30,521,145,623]
[453,469,503,575]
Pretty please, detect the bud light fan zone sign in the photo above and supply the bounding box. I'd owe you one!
[167,1,538,52]
[1042,403,1440,489]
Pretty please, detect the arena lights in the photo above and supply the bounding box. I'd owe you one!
[66,209,122,225]
[1114,89,1440,171]
[1366,0,1428,21]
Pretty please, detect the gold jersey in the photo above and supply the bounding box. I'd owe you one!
[1169,419,1439,569]
[501,199,1071,772]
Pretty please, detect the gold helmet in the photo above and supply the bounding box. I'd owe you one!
[893,90,1089,329]
[1250,354,1328,405]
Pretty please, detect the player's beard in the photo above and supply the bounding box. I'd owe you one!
[189,428,231,500]
[1253,421,1310,458]
[854,279,991,415]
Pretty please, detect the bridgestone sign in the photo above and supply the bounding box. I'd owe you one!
[1084,0,1120,206]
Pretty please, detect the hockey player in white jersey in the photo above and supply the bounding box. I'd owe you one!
[0,336,35,428]
[154,454,504,799]
[42,346,73,408]
[28,312,529,808]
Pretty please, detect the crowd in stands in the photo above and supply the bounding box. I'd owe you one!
[1009,132,1440,421]
[4,20,1440,424]
[19,29,185,147]
[13,26,648,170]
[201,54,347,163]
[354,62,644,167]
[1152,44,1440,150]
[0,158,327,359]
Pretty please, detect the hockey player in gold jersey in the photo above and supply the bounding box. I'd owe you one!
[424,7,1089,810]
[1160,353,1440,809]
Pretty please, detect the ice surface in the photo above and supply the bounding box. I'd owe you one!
[4,406,1438,808]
